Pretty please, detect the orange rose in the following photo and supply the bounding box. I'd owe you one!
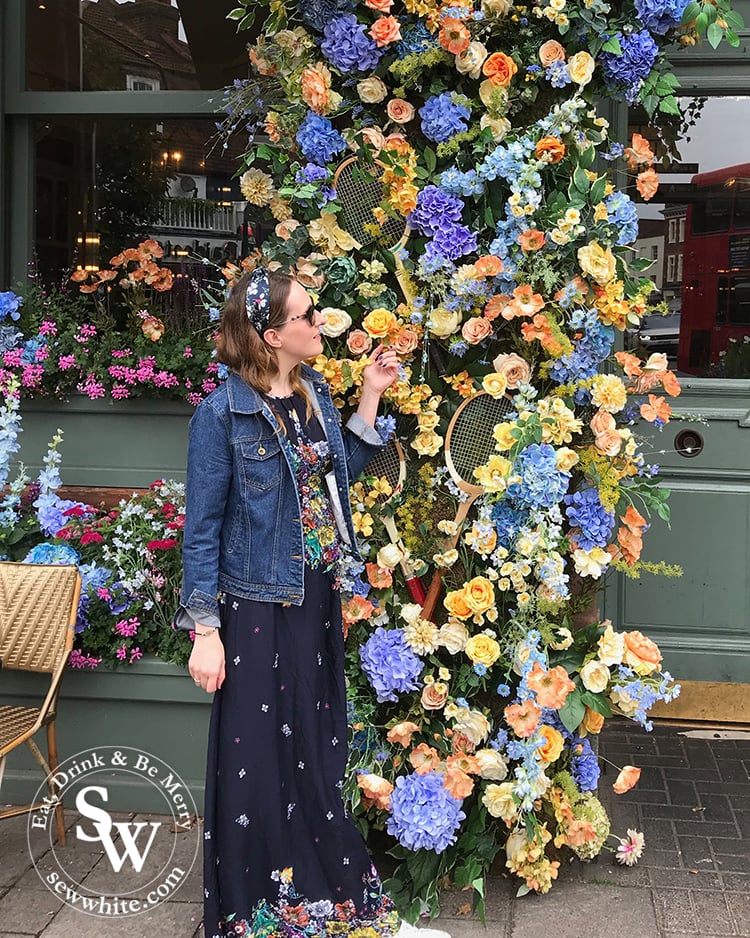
[636,167,659,201]
[362,307,399,339]
[623,630,662,674]
[535,136,566,164]
[369,15,401,47]
[536,725,565,764]
[590,409,615,435]
[421,682,449,710]
[613,765,642,794]
[386,98,415,123]
[474,255,504,277]
[581,706,605,735]
[461,316,493,345]
[438,17,471,55]
[492,352,530,389]
[391,328,419,355]
[365,562,393,589]
[443,588,472,620]
[482,52,518,87]
[538,39,565,66]
[387,721,420,747]
[365,0,393,9]
[518,229,546,251]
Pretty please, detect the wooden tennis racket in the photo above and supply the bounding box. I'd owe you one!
[420,391,516,622]
[333,156,413,303]
[364,438,427,604]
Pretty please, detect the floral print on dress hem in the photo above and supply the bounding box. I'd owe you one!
[221,865,400,938]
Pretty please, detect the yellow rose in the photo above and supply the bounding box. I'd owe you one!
[429,307,461,337]
[482,781,517,820]
[577,241,616,286]
[320,307,352,338]
[462,576,495,615]
[465,633,501,667]
[597,623,625,666]
[438,618,469,654]
[580,659,610,694]
[481,372,508,399]
[411,429,443,457]
[444,589,472,620]
[478,79,509,114]
[474,748,509,780]
[537,725,565,764]
[417,411,440,430]
[455,40,489,79]
[356,76,388,103]
[361,307,398,339]
[568,51,595,86]
[555,447,579,472]
[492,422,516,451]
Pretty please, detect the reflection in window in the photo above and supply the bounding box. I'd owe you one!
[34,118,250,282]
[629,96,750,378]
[26,0,249,91]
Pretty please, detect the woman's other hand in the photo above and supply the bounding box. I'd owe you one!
[189,628,226,693]
[362,344,399,395]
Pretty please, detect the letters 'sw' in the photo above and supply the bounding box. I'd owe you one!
[75,786,161,873]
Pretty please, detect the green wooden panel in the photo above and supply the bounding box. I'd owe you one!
[18,397,193,487]
[605,379,750,684]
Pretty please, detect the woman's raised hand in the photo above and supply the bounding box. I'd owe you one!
[362,344,400,395]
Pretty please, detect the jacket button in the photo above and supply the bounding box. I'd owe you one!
[258,445,266,455]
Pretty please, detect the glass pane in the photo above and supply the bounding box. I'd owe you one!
[34,117,250,281]
[27,0,250,91]
[629,96,750,378]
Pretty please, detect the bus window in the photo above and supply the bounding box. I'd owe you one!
[728,278,750,325]
[691,191,732,234]
[717,277,729,324]
[733,190,750,231]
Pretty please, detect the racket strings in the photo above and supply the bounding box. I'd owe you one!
[335,165,406,248]
[364,443,404,503]
[447,396,515,485]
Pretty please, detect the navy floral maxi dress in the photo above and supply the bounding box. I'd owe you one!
[202,392,398,938]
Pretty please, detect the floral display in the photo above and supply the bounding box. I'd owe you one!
[212,0,741,915]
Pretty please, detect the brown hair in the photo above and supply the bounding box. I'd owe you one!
[215,270,311,425]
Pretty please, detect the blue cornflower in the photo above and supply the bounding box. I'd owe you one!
[496,683,511,697]
[375,414,397,443]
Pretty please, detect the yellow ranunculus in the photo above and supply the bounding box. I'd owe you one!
[568,50,595,85]
[465,633,501,667]
[356,75,388,103]
[482,781,518,821]
[481,371,508,399]
[361,307,398,339]
[473,455,512,493]
[462,575,495,615]
[577,241,616,286]
[308,214,362,256]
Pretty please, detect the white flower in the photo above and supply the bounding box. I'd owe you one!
[615,829,645,866]
[580,659,610,694]
[399,603,422,626]
[376,543,403,569]
[239,168,276,206]
[320,307,352,338]
[403,618,440,655]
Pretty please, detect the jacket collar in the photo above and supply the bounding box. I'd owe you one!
[226,365,326,415]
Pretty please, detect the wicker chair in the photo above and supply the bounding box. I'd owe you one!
[0,562,82,845]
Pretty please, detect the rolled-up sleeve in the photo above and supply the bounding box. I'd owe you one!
[343,413,385,480]
[178,401,233,621]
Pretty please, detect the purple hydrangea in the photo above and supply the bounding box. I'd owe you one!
[431,223,478,261]
[320,14,384,74]
[564,487,615,551]
[572,737,601,791]
[295,112,347,165]
[359,627,422,703]
[419,92,471,143]
[634,0,690,34]
[508,443,571,510]
[386,771,466,852]
[408,185,465,235]
[600,31,659,102]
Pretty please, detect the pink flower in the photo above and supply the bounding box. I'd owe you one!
[97,587,111,600]
[116,645,128,660]
[58,354,76,370]
[111,385,131,399]
[22,364,44,387]
[76,375,106,399]
[147,538,179,550]
[129,647,143,663]
[111,348,132,358]
[39,320,58,336]
[202,379,218,394]
[79,531,104,545]
[4,349,23,367]
[115,617,140,637]
[183,347,193,358]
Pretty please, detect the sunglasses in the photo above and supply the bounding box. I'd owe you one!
[278,304,316,327]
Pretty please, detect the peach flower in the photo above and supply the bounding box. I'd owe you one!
[275,219,300,241]
[462,316,493,345]
[567,818,597,846]
[443,589,473,620]
[504,700,542,738]
[613,765,642,794]
[624,132,655,169]
[526,662,576,710]
[357,773,394,810]
[504,284,545,319]
[369,15,401,47]
[301,63,334,115]
[439,17,471,55]
[595,429,623,457]
[386,98,415,123]
[365,0,393,9]
[474,255,504,277]
[443,766,474,799]
[640,394,671,424]
[590,409,616,435]
[581,706,605,735]
[492,352,530,389]
[535,136,566,163]
[538,39,566,66]
[623,631,662,675]
[636,167,659,201]
[518,229,546,252]
[409,742,441,774]
[295,258,326,290]
[391,328,419,355]
[386,721,420,747]
[484,294,510,320]
[360,126,386,153]
[347,329,373,356]
[421,682,449,711]
[365,563,393,589]
[482,51,518,87]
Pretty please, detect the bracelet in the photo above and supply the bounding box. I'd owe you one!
[194,629,218,637]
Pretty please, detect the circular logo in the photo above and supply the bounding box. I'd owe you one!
[27,746,200,917]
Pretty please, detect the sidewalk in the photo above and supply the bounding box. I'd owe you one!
[1,720,748,938]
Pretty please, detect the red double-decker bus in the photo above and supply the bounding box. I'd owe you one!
[677,162,750,374]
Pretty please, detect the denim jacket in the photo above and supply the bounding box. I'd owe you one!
[178,366,384,618]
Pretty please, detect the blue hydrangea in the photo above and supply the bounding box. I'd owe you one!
[295,112,347,165]
[21,336,46,364]
[600,31,659,102]
[396,22,438,57]
[387,771,466,852]
[34,495,85,537]
[546,60,572,88]
[419,93,471,144]
[491,501,529,549]
[549,309,614,384]
[360,627,422,703]
[564,487,615,550]
[431,223,478,261]
[320,14,384,74]
[572,737,601,791]
[508,444,571,510]
[634,0,689,34]
[298,0,350,32]
[408,185,465,236]
[439,167,485,198]
[296,163,330,184]
[605,191,639,246]
[24,542,81,565]
[0,325,22,353]
[0,291,23,322]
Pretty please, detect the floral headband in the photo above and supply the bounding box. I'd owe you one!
[245,267,271,333]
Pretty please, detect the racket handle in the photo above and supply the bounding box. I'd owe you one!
[420,569,444,623]
[404,574,427,605]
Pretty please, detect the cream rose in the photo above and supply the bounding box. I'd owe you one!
[478,79,509,114]
[376,543,403,570]
[577,241,616,285]
[429,307,461,337]
[481,0,513,16]
[479,114,512,142]
[555,447,579,472]
[295,258,325,290]
[411,430,443,457]
[357,76,388,104]
[580,659,610,694]
[421,681,449,710]
[568,51,595,86]
[610,686,639,717]
[482,781,517,820]
[438,619,469,654]
[320,307,352,338]
[400,603,422,625]
[453,708,490,746]
[456,40,488,80]
[347,329,372,356]
[275,219,300,240]
[474,748,509,781]
[492,351,530,389]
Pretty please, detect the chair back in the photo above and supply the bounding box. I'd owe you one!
[0,563,81,674]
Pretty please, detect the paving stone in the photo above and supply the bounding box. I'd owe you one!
[510,882,658,938]
[677,836,717,868]
[653,888,697,933]
[714,854,750,873]
[642,803,708,822]
[579,862,652,888]
[671,821,740,839]
[0,884,64,933]
[640,849,684,870]
[666,779,699,806]
[718,760,750,784]
[701,796,739,824]
[691,892,737,936]
[649,868,722,890]
[726,893,750,937]
[37,897,203,938]
[720,872,750,892]
[640,819,680,850]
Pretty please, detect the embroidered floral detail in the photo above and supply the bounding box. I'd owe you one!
[222,865,399,938]
[235,814,250,827]
[281,723,292,736]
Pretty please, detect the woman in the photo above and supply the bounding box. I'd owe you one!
[180,268,450,938]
